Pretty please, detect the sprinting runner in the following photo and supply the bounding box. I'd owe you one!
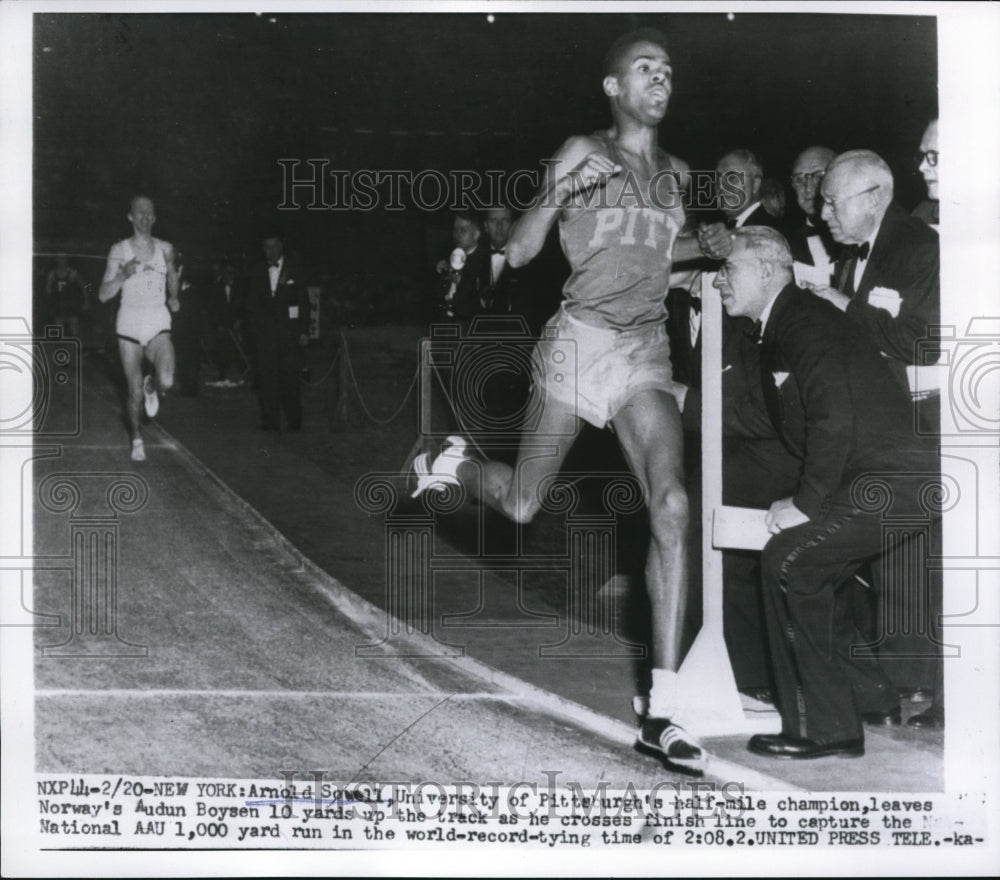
[414,29,731,771]
[98,196,179,461]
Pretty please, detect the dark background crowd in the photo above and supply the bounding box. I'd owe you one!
[33,11,935,330]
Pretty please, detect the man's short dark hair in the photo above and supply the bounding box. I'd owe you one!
[603,28,670,77]
[453,210,482,230]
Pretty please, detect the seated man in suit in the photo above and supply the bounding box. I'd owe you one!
[786,145,837,279]
[714,226,939,759]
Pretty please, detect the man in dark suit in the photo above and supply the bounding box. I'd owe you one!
[245,232,310,431]
[171,249,204,397]
[433,211,491,324]
[666,151,800,697]
[714,226,939,759]
[208,261,246,384]
[716,149,788,232]
[806,149,940,400]
[786,145,838,275]
[807,151,943,706]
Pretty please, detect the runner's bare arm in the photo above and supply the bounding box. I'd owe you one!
[506,135,620,269]
[164,242,180,312]
[98,244,134,302]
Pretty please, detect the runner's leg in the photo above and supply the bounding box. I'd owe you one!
[611,388,688,671]
[145,332,175,395]
[118,338,145,440]
[459,386,583,524]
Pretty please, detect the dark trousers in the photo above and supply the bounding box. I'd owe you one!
[173,318,202,396]
[761,472,938,744]
[254,333,302,430]
[721,436,801,690]
[213,325,243,380]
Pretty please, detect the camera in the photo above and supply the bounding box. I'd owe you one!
[0,319,81,437]
[418,315,577,442]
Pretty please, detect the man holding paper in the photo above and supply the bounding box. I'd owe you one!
[714,226,938,760]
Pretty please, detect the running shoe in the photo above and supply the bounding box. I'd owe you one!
[142,375,159,418]
[411,435,469,498]
[636,717,706,773]
[130,437,146,462]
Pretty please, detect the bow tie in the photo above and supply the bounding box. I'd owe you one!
[268,261,281,269]
[491,247,506,255]
[845,242,870,261]
[689,296,702,314]
[746,320,763,343]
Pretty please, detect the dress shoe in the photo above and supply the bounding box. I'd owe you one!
[748,733,864,759]
[907,703,944,729]
[861,707,902,727]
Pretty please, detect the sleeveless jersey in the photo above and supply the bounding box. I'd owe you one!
[114,238,169,310]
[558,133,686,331]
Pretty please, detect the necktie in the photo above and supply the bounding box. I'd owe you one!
[746,320,763,343]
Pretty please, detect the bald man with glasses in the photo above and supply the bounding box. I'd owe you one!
[802,149,940,403]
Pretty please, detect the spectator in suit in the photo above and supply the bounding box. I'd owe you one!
[912,119,940,227]
[806,149,940,400]
[714,226,939,760]
[245,232,310,432]
[906,116,944,731]
[433,211,491,324]
[667,151,798,697]
[786,145,837,276]
[208,261,246,386]
[171,249,204,396]
[715,149,785,231]
[44,254,87,340]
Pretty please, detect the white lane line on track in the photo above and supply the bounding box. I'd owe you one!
[37,689,539,701]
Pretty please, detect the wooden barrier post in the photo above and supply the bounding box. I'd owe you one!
[675,272,779,735]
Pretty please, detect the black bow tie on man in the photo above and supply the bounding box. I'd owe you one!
[844,241,870,261]
[269,261,281,268]
[491,246,505,255]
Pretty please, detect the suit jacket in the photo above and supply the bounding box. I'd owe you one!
[667,199,786,439]
[210,278,245,329]
[246,255,310,345]
[735,203,786,233]
[787,218,838,268]
[759,282,933,520]
[835,202,940,391]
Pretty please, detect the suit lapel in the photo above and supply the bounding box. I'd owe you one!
[855,205,899,303]
[758,287,794,436]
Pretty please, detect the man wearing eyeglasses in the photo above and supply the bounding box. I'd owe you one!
[714,226,938,760]
[803,149,940,401]
[913,119,940,227]
[786,146,837,275]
